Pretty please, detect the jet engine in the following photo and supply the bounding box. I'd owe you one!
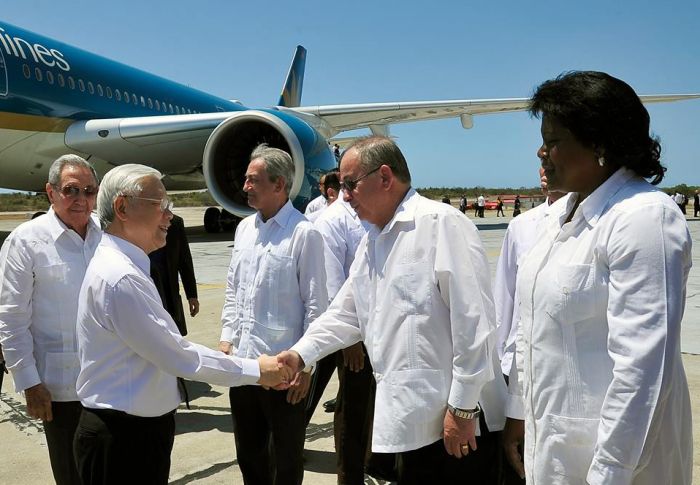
[202,109,336,232]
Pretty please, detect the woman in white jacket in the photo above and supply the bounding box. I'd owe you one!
[503,71,692,485]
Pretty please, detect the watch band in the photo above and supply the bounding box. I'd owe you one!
[447,403,481,420]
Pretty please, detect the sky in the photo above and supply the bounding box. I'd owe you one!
[3,0,699,190]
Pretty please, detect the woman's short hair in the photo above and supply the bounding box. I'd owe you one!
[250,144,295,196]
[97,164,162,228]
[529,71,665,185]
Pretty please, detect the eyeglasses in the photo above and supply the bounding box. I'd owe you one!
[340,166,381,193]
[53,184,98,198]
[127,195,174,213]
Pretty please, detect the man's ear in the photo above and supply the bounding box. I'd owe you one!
[379,165,393,189]
[45,182,56,205]
[275,176,286,194]
[114,196,129,221]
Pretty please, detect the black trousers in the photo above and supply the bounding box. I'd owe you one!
[304,351,339,425]
[396,416,499,485]
[334,349,376,484]
[43,401,82,485]
[73,407,175,485]
[229,385,306,485]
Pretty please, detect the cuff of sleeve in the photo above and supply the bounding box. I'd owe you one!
[220,327,233,343]
[290,340,321,373]
[12,365,41,393]
[587,459,634,485]
[447,382,481,410]
[238,358,261,386]
[505,392,525,420]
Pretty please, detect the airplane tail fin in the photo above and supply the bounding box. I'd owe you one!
[277,46,306,107]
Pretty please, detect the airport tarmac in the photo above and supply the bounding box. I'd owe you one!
[1,206,700,484]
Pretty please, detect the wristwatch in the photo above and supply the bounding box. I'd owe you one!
[447,403,481,420]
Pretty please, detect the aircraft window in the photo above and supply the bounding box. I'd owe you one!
[132,93,137,105]
[169,103,174,114]
[155,99,160,111]
[78,79,85,92]
[23,64,31,79]
[57,73,65,87]
[97,84,103,97]
[140,95,145,107]
[68,76,75,90]
[147,98,153,109]
[35,67,43,82]
[46,71,54,85]
[115,89,121,101]
[124,91,130,103]
[106,86,112,98]
[87,82,94,95]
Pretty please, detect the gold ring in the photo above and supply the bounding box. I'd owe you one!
[461,444,469,452]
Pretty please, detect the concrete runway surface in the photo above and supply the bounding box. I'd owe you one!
[1,206,699,483]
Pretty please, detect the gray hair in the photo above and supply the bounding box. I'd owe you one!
[250,144,294,196]
[47,154,99,186]
[342,136,411,184]
[97,164,162,229]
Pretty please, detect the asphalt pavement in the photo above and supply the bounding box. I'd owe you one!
[1,206,699,483]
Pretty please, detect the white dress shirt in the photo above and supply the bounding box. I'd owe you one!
[220,200,327,359]
[510,168,692,485]
[292,189,506,453]
[0,208,101,401]
[304,194,327,215]
[77,233,260,417]
[314,197,369,301]
[493,200,551,376]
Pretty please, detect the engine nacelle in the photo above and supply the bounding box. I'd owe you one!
[203,109,336,218]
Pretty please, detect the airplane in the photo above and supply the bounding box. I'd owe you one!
[0,20,698,232]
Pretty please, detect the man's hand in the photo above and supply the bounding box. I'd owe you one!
[257,354,292,389]
[188,298,200,317]
[219,341,232,355]
[286,371,311,405]
[502,417,525,479]
[443,409,477,459]
[342,342,365,372]
[25,383,53,422]
[277,350,304,375]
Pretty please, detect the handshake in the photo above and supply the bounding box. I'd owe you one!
[220,341,309,403]
[256,351,306,390]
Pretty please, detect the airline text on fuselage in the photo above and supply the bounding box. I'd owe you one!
[0,27,70,71]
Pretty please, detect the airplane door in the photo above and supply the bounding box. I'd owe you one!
[0,50,7,96]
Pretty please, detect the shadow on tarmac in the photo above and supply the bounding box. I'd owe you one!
[302,449,337,475]
[169,460,236,484]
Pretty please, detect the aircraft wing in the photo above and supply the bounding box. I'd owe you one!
[294,94,700,133]
[65,93,700,188]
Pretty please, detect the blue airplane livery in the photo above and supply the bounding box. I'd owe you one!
[0,21,697,231]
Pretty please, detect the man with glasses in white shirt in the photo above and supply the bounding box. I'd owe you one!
[218,144,327,485]
[279,136,507,484]
[74,164,289,485]
[0,154,101,485]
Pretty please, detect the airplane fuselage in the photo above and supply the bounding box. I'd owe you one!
[0,21,246,191]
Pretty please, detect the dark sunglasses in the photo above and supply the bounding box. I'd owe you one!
[340,165,381,193]
[54,184,98,198]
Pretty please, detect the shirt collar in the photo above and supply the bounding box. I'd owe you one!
[103,233,151,275]
[576,167,636,226]
[255,199,295,229]
[369,187,417,237]
[46,207,101,242]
